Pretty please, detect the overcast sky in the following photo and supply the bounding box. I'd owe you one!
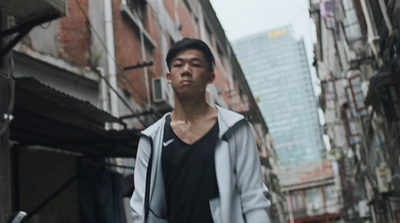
[209,0,328,128]
[209,0,320,94]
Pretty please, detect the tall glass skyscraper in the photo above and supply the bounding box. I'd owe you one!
[232,26,324,167]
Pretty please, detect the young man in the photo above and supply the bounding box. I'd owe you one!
[130,38,271,223]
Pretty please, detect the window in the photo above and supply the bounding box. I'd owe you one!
[290,191,305,210]
[127,0,147,25]
[324,185,337,202]
[305,187,323,210]
[121,0,155,49]
[342,0,362,42]
[183,0,199,19]
[320,1,335,30]
[348,74,366,112]
[217,45,225,68]
[323,78,336,110]
[205,23,213,46]
[341,95,363,146]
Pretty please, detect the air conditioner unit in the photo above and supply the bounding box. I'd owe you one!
[358,200,371,218]
[376,162,392,193]
[152,77,174,112]
[307,203,321,212]
[0,0,66,24]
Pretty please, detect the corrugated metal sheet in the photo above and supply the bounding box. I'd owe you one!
[10,77,140,157]
[15,77,120,125]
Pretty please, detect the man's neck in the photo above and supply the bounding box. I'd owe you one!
[172,98,214,122]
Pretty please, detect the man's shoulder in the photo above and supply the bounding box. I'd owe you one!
[216,106,246,129]
[217,106,243,120]
[141,113,170,137]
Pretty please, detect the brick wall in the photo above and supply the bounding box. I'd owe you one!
[58,0,91,67]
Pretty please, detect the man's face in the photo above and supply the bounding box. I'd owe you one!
[166,49,215,98]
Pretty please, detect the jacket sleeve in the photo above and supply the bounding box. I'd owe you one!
[232,120,271,223]
[130,135,152,223]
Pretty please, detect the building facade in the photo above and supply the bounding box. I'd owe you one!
[232,26,325,167]
[0,0,283,222]
[279,160,342,223]
[310,0,400,222]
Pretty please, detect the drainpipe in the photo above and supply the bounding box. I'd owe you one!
[104,0,119,129]
[97,67,111,130]
[377,0,393,34]
[97,67,109,112]
[139,24,151,105]
[286,191,295,223]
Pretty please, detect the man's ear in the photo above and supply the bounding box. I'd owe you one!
[208,72,216,83]
[166,72,172,84]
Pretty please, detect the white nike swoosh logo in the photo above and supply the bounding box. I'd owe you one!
[163,139,175,147]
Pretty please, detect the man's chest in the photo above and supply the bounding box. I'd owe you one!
[171,120,217,145]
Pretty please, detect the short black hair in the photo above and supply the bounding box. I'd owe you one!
[166,38,215,71]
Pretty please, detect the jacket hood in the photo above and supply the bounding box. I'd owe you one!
[141,105,245,139]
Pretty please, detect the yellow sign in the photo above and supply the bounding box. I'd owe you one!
[268,28,288,39]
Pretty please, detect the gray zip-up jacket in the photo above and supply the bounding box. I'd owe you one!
[130,106,271,223]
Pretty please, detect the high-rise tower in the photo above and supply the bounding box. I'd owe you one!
[232,26,324,167]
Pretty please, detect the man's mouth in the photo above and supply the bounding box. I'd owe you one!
[181,80,193,84]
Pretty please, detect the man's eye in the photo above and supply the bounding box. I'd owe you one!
[172,63,182,67]
[192,63,202,67]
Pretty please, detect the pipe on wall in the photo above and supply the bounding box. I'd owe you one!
[103,0,119,129]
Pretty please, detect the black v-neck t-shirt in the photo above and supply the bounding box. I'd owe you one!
[161,115,219,223]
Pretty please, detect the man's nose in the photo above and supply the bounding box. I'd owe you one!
[182,63,191,74]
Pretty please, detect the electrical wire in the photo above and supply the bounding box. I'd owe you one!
[2,0,156,136]
[73,0,149,106]
[91,67,146,127]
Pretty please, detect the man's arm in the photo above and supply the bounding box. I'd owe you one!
[130,136,152,223]
[233,120,271,223]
